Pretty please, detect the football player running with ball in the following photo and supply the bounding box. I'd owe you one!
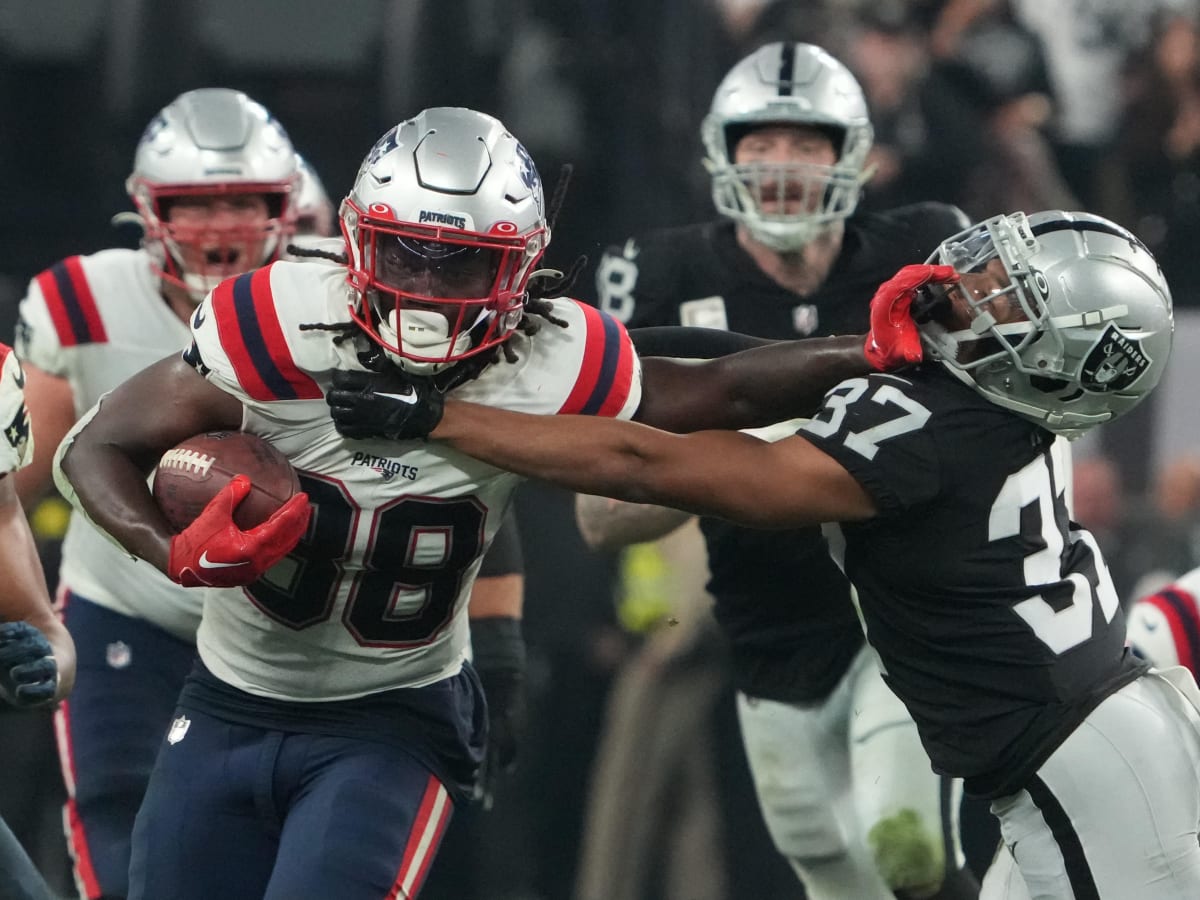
[54,107,914,900]
[343,209,1200,900]
[582,42,977,900]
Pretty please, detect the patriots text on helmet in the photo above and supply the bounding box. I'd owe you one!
[418,210,468,230]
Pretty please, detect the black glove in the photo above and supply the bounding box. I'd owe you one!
[471,617,527,810]
[0,622,58,708]
[326,367,445,441]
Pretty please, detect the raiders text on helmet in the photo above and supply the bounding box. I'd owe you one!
[340,107,549,374]
[701,42,873,251]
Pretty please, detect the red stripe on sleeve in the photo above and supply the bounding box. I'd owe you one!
[212,276,272,401]
[34,268,80,347]
[558,302,609,415]
[246,267,322,400]
[1145,593,1197,672]
[595,322,636,417]
[63,257,108,343]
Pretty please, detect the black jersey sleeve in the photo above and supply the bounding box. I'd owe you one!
[797,371,943,516]
[477,509,524,578]
[629,326,777,359]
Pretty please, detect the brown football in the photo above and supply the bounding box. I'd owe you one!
[152,431,300,533]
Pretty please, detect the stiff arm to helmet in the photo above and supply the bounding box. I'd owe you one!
[701,42,873,251]
[918,210,1174,438]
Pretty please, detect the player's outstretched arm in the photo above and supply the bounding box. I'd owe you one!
[0,476,75,703]
[635,334,867,432]
[633,264,954,433]
[432,402,875,529]
[55,354,244,572]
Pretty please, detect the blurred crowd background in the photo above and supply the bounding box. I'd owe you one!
[5,0,1200,898]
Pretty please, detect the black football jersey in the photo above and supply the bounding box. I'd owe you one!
[799,367,1146,797]
[588,203,969,702]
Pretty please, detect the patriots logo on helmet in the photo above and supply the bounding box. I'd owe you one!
[1080,325,1151,393]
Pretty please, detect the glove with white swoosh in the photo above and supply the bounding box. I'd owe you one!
[167,475,312,588]
[326,368,445,441]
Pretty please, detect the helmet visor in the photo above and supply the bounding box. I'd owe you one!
[373,233,502,301]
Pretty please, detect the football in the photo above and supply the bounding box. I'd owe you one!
[152,431,300,533]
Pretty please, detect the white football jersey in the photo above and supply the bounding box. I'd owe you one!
[17,249,200,640]
[0,343,33,474]
[188,254,642,701]
[1127,567,1200,675]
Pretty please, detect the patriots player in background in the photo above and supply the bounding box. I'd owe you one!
[579,42,977,900]
[13,87,304,900]
[0,343,76,900]
[350,210,1199,900]
[52,105,917,900]
[1127,569,1200,675]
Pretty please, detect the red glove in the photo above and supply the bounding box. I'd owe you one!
[864,264,959,371]
[167,475,312,588]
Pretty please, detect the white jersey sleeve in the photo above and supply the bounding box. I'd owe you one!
[456,297,643,420]
[0,344,33,474]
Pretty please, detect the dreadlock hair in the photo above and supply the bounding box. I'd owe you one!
[286,244,349,264]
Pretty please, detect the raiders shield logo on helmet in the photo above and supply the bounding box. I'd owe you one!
[1080,325,1151,392]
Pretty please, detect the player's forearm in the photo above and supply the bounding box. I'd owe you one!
[574,493,692,551]
[640,334,867,433]
[721,334,868,425]
[434,402,688,505]
[59,438,174,572]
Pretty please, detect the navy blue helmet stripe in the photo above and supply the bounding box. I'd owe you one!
[231,272,299,400]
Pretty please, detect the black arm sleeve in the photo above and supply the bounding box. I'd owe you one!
[629,326,778,360]
[478,508,524,577]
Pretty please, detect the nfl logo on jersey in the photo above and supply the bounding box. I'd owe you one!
[167,716,191,745]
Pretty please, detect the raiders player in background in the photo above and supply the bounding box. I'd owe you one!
[580,42,977,900]
[0,343,76,900]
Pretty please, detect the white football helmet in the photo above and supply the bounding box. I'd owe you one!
[341,107,549,374]
[701,42,873,251]
[920,211,1174,438]
[127,88,301,301]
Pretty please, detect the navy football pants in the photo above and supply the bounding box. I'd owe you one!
[128,708,455,900]
[55,593,195,899]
